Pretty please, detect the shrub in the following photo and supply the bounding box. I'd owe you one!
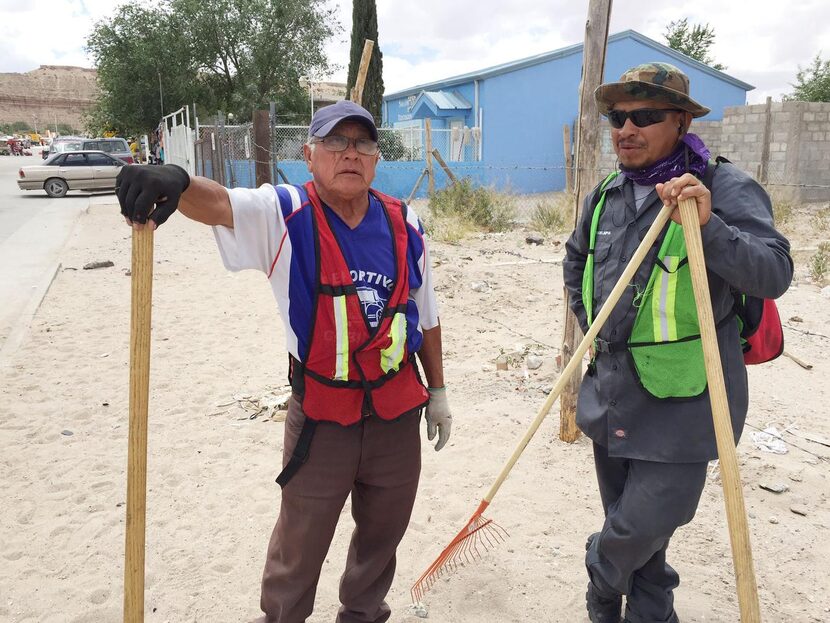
[531,195,571,234]
[428,178,516,233]
[423,213,474,243]
[814,206,830,233]
[773,200,793,228]
[809,242,830,284]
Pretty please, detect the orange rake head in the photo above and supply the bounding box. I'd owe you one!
[410,500,509,603]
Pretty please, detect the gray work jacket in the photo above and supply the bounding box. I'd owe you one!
[562,163,793,463]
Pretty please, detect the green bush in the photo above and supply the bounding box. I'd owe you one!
[809,242,830,284]
[0,121,33,134]
[377,130,418,161]
[428,178,515,233]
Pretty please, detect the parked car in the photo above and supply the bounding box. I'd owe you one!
[0,137,10,156]
[18,150,126,197]
[42,137,134,163]
[42,136,84,159]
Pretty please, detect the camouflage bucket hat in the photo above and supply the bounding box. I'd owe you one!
[594,62,711,118]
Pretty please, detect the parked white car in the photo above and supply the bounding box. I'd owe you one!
[17,150,126,197]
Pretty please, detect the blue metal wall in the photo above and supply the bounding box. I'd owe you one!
[380,32,751,195]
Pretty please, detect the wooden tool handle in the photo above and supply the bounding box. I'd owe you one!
[679,198,761,622]
[483,202,674,503]
[124,227,154,623]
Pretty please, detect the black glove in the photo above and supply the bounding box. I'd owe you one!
[116,164,190,227]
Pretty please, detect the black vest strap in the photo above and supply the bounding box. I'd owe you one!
[275,416,318,488]
[596,308,737,353]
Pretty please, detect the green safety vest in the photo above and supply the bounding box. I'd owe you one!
[581,172,707,399]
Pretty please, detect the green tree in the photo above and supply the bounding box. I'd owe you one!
[786,53,830,102]
[172,0,338,122]
[345,0,384,122]
[86,3,199,135]
[86,0,340,134]
[664,19,726,71]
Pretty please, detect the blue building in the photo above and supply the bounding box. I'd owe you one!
[382,29,753,195]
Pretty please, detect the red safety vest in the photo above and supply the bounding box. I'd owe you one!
[292,181,429,425]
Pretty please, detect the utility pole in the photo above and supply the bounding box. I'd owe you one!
[559,0,613,443]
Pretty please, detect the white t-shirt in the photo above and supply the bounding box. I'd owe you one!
[212,184,439,361]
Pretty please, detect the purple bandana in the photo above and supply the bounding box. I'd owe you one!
[620,133,711,185]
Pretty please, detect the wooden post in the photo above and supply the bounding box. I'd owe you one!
[431,148,458,183]
[123,227,154,623]
[559,0,613,443]
[253,109,270,188]
[425,118,435,195]
[679,198,761,622]
[351,39,375,107]
[407,168,429,204]
[759,96,772,185]
[563,124,574,194]
[269,101,276,185]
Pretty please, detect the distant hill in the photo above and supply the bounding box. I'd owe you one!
[0,65,99,133]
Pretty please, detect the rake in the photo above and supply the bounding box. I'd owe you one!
[411,202,676,603]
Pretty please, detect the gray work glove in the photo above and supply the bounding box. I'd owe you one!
[425,387,452,451]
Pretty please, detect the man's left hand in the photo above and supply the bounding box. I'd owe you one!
[656,173,711,227]
[425,387,452,451]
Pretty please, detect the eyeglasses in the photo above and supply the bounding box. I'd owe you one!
[606,108,683,129]
[311,135,379,156]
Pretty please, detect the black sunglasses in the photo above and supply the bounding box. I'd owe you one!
[606,108,683,129]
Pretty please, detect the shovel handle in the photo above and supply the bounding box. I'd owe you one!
[483,202,674,503]
[124,227,154,623]
[678,198,760,622]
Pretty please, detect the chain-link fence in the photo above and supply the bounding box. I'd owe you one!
[188,109,830,202]
[194,116,485,191]
[196,120,258,188]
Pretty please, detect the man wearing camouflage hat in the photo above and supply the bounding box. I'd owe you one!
[562,63,792,622]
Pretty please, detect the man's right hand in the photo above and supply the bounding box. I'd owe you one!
[116,164,190,228]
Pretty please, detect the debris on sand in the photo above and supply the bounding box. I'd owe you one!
[83,260,114,270]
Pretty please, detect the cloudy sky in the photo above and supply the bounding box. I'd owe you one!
[1,0,827,104]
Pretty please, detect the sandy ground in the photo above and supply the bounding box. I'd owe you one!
[0,194,828,623]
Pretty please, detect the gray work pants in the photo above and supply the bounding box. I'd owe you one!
[260,397,422,623]
[587,442,708,623]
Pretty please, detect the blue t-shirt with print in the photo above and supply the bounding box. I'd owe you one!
[324,195,425,353]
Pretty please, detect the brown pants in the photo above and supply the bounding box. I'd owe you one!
[260,397,422,623]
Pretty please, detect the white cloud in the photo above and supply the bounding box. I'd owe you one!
[1,0,827,103]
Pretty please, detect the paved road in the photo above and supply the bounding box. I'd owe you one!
[0,149,110,360]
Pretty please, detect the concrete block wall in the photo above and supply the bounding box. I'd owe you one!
[719,103,770,181]
[791,101,830,203]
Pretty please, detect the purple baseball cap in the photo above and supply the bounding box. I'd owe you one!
[308,100,378,142]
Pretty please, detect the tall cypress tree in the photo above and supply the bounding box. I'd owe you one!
[345,0,384,122]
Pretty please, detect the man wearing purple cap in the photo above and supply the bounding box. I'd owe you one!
[115,100,453,622]
[563,63,792,622]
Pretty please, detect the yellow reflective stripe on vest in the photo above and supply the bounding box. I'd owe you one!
[333,295,349,380]
[380,312,406,373]
[652,255,680,341]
